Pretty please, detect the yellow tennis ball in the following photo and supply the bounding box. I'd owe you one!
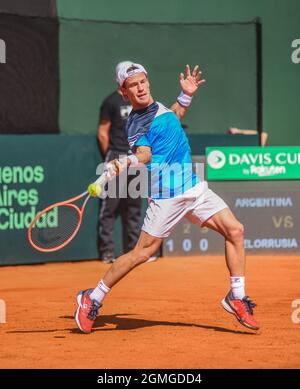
[88,183,102,197]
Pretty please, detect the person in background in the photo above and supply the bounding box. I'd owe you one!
[97,61,142,263]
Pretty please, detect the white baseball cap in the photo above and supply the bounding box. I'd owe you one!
[116,62,148,87]
[115,61,133,82]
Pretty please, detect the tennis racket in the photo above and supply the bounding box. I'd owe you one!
[28,172,109,253]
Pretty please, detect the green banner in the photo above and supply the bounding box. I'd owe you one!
[0,135,101,265]
[206,147,300,180]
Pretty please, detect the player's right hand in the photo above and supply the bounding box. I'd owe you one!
[105,161,118,180]
[106,159,128,178]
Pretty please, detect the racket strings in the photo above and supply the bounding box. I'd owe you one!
[30,205,80,250]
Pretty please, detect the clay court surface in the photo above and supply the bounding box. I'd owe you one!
[0,255,300,369]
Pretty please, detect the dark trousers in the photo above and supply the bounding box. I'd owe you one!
[98,150,142,256]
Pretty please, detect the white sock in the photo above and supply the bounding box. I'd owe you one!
[230,276,245,300]
[89,280,111,304]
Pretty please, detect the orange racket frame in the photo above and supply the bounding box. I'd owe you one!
[27,191,90,253]
[28,170,109,253]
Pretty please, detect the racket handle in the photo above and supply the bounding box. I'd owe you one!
[94,171,109,185]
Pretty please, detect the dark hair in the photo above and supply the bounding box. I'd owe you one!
[126,65,139,73]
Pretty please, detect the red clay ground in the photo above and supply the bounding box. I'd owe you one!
[0,256,300,368]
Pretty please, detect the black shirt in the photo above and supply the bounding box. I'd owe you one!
[99,91,132,152]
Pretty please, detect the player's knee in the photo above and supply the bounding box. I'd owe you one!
[130,249,150,267]
[226,222,244,243]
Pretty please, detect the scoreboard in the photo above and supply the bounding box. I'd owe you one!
[163,180,300,256]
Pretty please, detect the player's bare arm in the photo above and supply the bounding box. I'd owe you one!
[132,145,152,165]
[171,64,206,121]
[110,145,152,175]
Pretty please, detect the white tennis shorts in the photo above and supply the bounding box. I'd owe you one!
[142,181,228,238]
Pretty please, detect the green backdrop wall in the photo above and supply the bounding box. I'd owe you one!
[0,135,100,265]
[59,20,257,136]
[57,0,300,146]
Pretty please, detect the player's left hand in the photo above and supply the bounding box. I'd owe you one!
[180,65,206,96]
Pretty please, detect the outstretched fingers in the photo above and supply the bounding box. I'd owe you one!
[179,64,206,95]
[197,75,206,86]
[185,64,191,77]
[192,65,199,78]
[195,69,205,86]
[195,70,202,82]
[187,64,206,86]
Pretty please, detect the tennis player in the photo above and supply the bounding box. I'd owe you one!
[75,63,259,333]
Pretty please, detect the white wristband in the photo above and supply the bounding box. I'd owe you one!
[127,154,139,167]
[177,91,193,107]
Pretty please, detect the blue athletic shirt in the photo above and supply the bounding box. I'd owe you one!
[126,101,199,199]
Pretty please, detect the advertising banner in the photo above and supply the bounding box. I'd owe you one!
[0,135,101,265]
[206,147,300,180]
[163,181,300,256]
